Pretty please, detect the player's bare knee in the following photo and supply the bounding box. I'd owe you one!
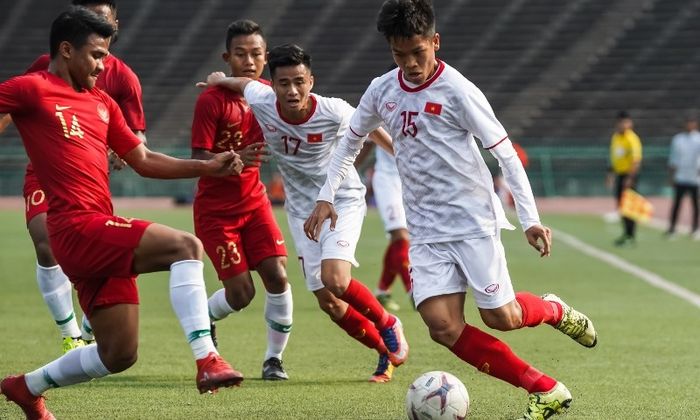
[174,232,203,261]
[317,294,345,319]
[482,314,520,331]
[428,324,460,347]
[321,273,350,297]
[226,284,254,311]
[99,345,138,373]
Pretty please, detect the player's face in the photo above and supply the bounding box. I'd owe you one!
[271,64,314,118]
[223,34,267,80]
[64,34,110,90]
[616,118,633,133]
[686,120,698,132]
[389,33,440,85]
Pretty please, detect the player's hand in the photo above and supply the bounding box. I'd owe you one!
[304,201,337,242]
[196,72,227,88]
[205,150,244,176]
[239,142,270,167]
[525,224,552,257]
[108,149,127,171]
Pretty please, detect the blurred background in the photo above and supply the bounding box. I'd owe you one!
[1,0,698,200]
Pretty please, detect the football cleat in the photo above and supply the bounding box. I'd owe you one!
[379,316,409,366]
[519,381,572,420]
[210,323,218,349]
[262,357,288,381]
[377,293,400,312]
[542,294,597,348]
[0,375,56,420]
[195,352,243,394]
[368,353,394,383]
[61,337,87,354]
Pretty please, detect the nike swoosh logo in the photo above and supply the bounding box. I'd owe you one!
[55,105,72,111]
[276,239,285,245]
[226,122,240,128]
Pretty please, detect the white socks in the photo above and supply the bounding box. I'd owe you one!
[208,288,237,321]
[36,264,81,338]
[25,344,110,396]
[264,286,293,361]
[170,260,217,359]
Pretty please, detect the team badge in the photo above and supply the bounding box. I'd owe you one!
[97,104,110,123]
[385,101,398,112]
[265,123,278,132]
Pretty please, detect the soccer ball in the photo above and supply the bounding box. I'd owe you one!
[406,371,469,420]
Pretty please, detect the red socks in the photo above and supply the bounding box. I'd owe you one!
[334,306,386,353]
[450,324,557,394]
[515,292,563,328]
[378,239,412,292]
[340,279,394,330]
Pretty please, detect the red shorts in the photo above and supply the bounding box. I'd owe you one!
[49,214,152,317]
[195,202,287,280]
[23,171,48,225]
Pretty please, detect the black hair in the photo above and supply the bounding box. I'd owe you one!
[71,0,117,11]
[50,6,116,58]
[617,110,631,120]
[225,19,265,51]
[377,0,435,40]
[267,43,311,78]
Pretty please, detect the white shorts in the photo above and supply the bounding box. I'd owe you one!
[409,234,515,309]
[372,170,407,232]
[287,203,366,291]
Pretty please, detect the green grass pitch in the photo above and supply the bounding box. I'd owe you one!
[1,208,699,419]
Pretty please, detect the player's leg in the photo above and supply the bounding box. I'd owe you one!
[667,183,683,235]
[0,304,137,420]
[243,203,292,380]
[691,185,699,236]
[26,203,84,353]
[417,294,571,419]
[132,222,243,392]
[316,204,408,366]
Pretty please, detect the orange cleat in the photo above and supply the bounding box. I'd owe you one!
[380,317,409,366]
[195,352,244,394]
[368,353,394,383]
[0,375,56,420]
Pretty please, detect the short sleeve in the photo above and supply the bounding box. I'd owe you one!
[630,132,642,162]
[105,95,142,156]
[114,65,146,131]
[347,81,383,137]
[330,98,356,138]
[0,75,38,115]
[191,90,225,150]
[455,81,508,149]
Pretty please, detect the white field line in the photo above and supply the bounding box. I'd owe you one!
[553,228,700,309]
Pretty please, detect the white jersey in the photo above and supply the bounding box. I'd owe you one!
[244,81,366,218]
[668,130,700,185]
[319,60,541,244]
[374,145,400,176]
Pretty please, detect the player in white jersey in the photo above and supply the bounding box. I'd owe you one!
[197,43,408,383]
[355,142,411,311]
[305,1,598,419]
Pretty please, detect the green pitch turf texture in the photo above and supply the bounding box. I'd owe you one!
[1,208,698,419]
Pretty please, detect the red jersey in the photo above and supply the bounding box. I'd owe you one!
[0,71,142,234]
[26,54,146,130]
[24,54,146,185]
[191,85,267,216]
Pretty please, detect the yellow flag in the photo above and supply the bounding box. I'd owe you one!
[619,189,654,222]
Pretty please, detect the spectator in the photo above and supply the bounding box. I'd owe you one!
[666,115,700,239]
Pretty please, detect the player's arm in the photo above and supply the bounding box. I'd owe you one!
[488,139,550,257]
[353,141,375,168]
[196,72,253,94]
[0,114,10,134]
[123,143,243,179]
[367,126,394,155]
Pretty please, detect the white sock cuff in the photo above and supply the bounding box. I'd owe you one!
[37,263,62,272]
[265,285,291,304]
[80,344,111,378]
[170,260,204,270]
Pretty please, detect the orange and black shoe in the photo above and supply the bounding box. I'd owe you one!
[195,352,244,394]
[368,353,394,383]
[1,375,56,420]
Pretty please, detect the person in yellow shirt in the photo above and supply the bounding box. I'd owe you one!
[607,111,642,246]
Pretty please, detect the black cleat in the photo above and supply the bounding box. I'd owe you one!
[262,357,288,380]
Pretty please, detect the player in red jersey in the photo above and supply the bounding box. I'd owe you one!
[191,20,292,380]
[0,8,245,419]
[0,0,146,354]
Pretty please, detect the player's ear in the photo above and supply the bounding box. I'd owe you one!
[433,33,441,52]
[222,51,230,63]
[59,41,73,60]
[309,74,314,89]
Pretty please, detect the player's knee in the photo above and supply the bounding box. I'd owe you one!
[226,283,255,311]
[317,295,345,319]
[321,273,350,297]
[175,232,203,261]
[99,345,138,373]
[428,324,461,347]
[481,313,520,331]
